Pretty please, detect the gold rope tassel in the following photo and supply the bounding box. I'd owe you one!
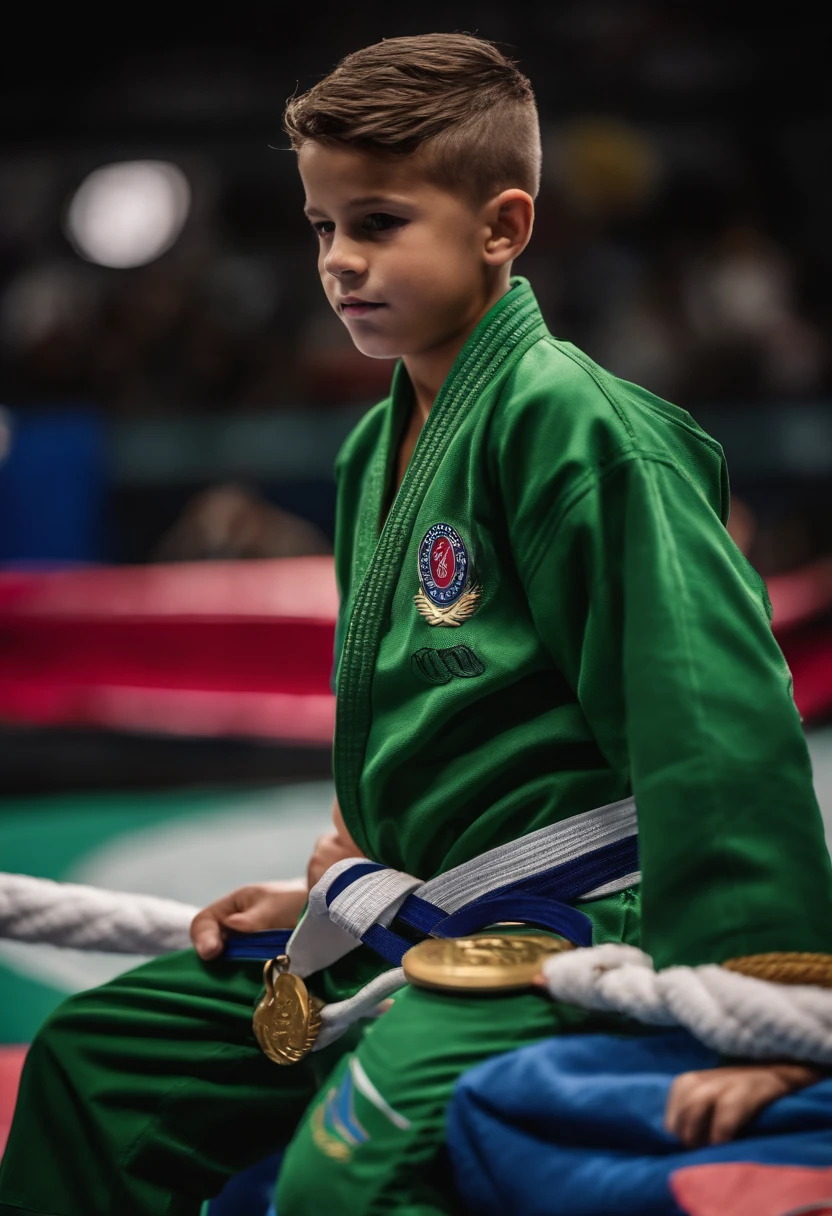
[722,952,832,988]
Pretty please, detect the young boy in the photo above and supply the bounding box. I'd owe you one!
[2,32,831,1216]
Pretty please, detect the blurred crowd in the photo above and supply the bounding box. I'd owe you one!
[0,5,829,577]
[0,6,829,418]
[0,116,828,416]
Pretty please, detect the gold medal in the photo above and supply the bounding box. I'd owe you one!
[252,955,322,1065]
[402,933,573,992]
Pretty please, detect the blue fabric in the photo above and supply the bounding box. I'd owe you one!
[206,1152,282,1216]
[223,929,292,961]
[0,408,107,565]
[393,893,446,934]
[447,1030,832,1216]
[487,834,639,904]
[325,862,386,905]
[360,896,594,966]
[431,895,593,946]
[357,834,636,964]
[360,921,419,965]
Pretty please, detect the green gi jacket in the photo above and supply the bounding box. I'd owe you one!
[330,276,832,970]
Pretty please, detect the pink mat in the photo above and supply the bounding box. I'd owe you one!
[0,557,338,742]
[672,1161,832,1216]
[0,555,830,742]
[0,1047,27,1160]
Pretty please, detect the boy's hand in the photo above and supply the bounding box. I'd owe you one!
[665,1063,821,1148]
[191,799,366,960]
[190,879,308,961]
[307,827,365,890]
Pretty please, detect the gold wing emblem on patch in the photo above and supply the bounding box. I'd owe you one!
[414,583,481,627]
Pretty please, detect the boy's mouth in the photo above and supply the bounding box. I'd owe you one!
[340,297,386,317]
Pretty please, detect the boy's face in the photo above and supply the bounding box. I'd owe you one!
[299,141,497,361]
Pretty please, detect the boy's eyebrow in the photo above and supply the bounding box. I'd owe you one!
[303,194,409,217]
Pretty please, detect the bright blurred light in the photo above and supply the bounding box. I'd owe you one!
[65,160,191,268]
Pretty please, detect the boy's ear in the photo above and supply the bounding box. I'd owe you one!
[483,189,534,266]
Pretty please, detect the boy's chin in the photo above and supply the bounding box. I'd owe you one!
[350,338,403,361]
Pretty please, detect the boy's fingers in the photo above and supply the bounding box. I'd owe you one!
[223,909,264,931]
[189,888,254,954]
[188,881,306,957]
[222,884,308,933]
[190,914,224,960]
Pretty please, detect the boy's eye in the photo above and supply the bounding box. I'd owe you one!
[363,213,405,233]
[310,213,405,238]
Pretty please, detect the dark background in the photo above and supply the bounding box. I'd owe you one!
[1,4,832,1077]
[1,3,831,574]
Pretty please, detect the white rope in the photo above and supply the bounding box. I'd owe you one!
[540,944,832,1065]
[0,872,197,955]
[7,871,831,1067]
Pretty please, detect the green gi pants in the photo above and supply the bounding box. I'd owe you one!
[0,891,639,1216]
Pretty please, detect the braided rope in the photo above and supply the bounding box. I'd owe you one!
[722,953,832,988]
[541,944,832,1065]
[0,872,197,955]
[4,871,832,1064]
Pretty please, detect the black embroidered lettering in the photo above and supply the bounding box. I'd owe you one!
[411,646,485,685]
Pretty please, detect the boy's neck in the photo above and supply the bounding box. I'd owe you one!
[402,275,513,425]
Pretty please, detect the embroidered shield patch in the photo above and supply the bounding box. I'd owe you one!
[415,523,481,627]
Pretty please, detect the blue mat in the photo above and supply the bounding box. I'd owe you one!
[447,1029,832,1216]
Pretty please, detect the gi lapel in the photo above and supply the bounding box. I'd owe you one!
[334,277,548,851]
[350,360,412,598]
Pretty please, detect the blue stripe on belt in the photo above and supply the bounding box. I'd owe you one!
[223,928,292,961]
[222,834,638,964]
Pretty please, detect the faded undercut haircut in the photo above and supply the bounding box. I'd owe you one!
[283,33,541,205]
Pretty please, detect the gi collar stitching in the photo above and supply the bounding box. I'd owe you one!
[334,278,548,853]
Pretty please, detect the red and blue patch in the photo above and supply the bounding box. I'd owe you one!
[417,524,470,608]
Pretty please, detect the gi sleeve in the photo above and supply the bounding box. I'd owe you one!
[521,453,832,968]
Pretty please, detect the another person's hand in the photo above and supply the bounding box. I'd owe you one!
[665,1063,821,1148]
[190,879,309,961]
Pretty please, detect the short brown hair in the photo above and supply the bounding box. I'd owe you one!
[283,33,541,204]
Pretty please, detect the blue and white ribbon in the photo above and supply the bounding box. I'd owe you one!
[226,795,640,1048]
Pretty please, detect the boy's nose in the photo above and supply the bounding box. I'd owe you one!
[324,238,367,279]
